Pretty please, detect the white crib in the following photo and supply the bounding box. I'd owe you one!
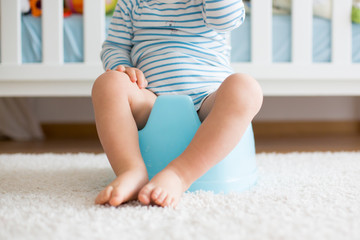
[0,0,359,97]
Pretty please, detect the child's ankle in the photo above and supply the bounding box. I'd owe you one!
[166,162,194,191]
[114,164,148,177]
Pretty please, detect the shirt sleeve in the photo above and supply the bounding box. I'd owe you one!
[202,0,245,32]
[100,0,134,70]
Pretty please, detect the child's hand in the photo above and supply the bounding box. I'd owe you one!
[107,65,148,89]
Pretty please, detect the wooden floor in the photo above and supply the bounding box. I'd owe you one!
[0,135,359,154]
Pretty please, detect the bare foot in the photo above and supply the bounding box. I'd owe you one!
[95,168,148,206]
[138,167,189,208]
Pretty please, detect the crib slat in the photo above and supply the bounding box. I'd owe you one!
[292,0,312,64]
[84,0,105,64]
[332,0,352,64]
[251,0,272,64]
[42,0,64,64]
[0,0,22,64]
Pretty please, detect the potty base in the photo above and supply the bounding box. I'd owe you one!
[138,95,258,194]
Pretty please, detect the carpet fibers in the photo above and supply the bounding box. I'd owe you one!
[0,152,359,240]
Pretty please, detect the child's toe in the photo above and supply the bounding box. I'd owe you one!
[138,184,153,205]
[109,188,124,206]
[154,190,167,205]
[151,187,162,201]
[169,198,176,208]
[95,186,113,205]
[163,195,174,208]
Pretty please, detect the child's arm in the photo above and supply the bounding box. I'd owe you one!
[202,0,245,32]
[101,1,133,71]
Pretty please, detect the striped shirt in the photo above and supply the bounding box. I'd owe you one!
[101,0,245,110]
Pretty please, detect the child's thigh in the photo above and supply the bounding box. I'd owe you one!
[132,88,157,129]
[197,91,217,122]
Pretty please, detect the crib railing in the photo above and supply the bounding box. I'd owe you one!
[254,0,353,64]
[0,0,359,97]
[232,0,360,96]
[0,0,105,96]
[1,0,105,65]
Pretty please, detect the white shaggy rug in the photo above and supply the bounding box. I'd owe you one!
[0,152,359,240]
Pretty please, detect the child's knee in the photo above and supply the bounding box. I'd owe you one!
[92,71,135,98]
[220,73,263,113]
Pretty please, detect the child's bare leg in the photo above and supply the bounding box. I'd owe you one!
[92,71,156,206]
[138,73,263,207]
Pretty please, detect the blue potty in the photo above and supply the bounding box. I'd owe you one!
[138,95,258,193]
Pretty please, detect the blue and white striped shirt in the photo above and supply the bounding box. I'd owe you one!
[101,0,245,109]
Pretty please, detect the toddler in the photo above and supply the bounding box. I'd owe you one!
[92,0,263,208]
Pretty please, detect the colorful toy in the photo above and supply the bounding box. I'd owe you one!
[353,1,360,24]
[29,0,41,17]
[65,0,117,15]
[65,0,83,13]
[27,0,117,17]
[105,0,117,15]
[28,0,72,18]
